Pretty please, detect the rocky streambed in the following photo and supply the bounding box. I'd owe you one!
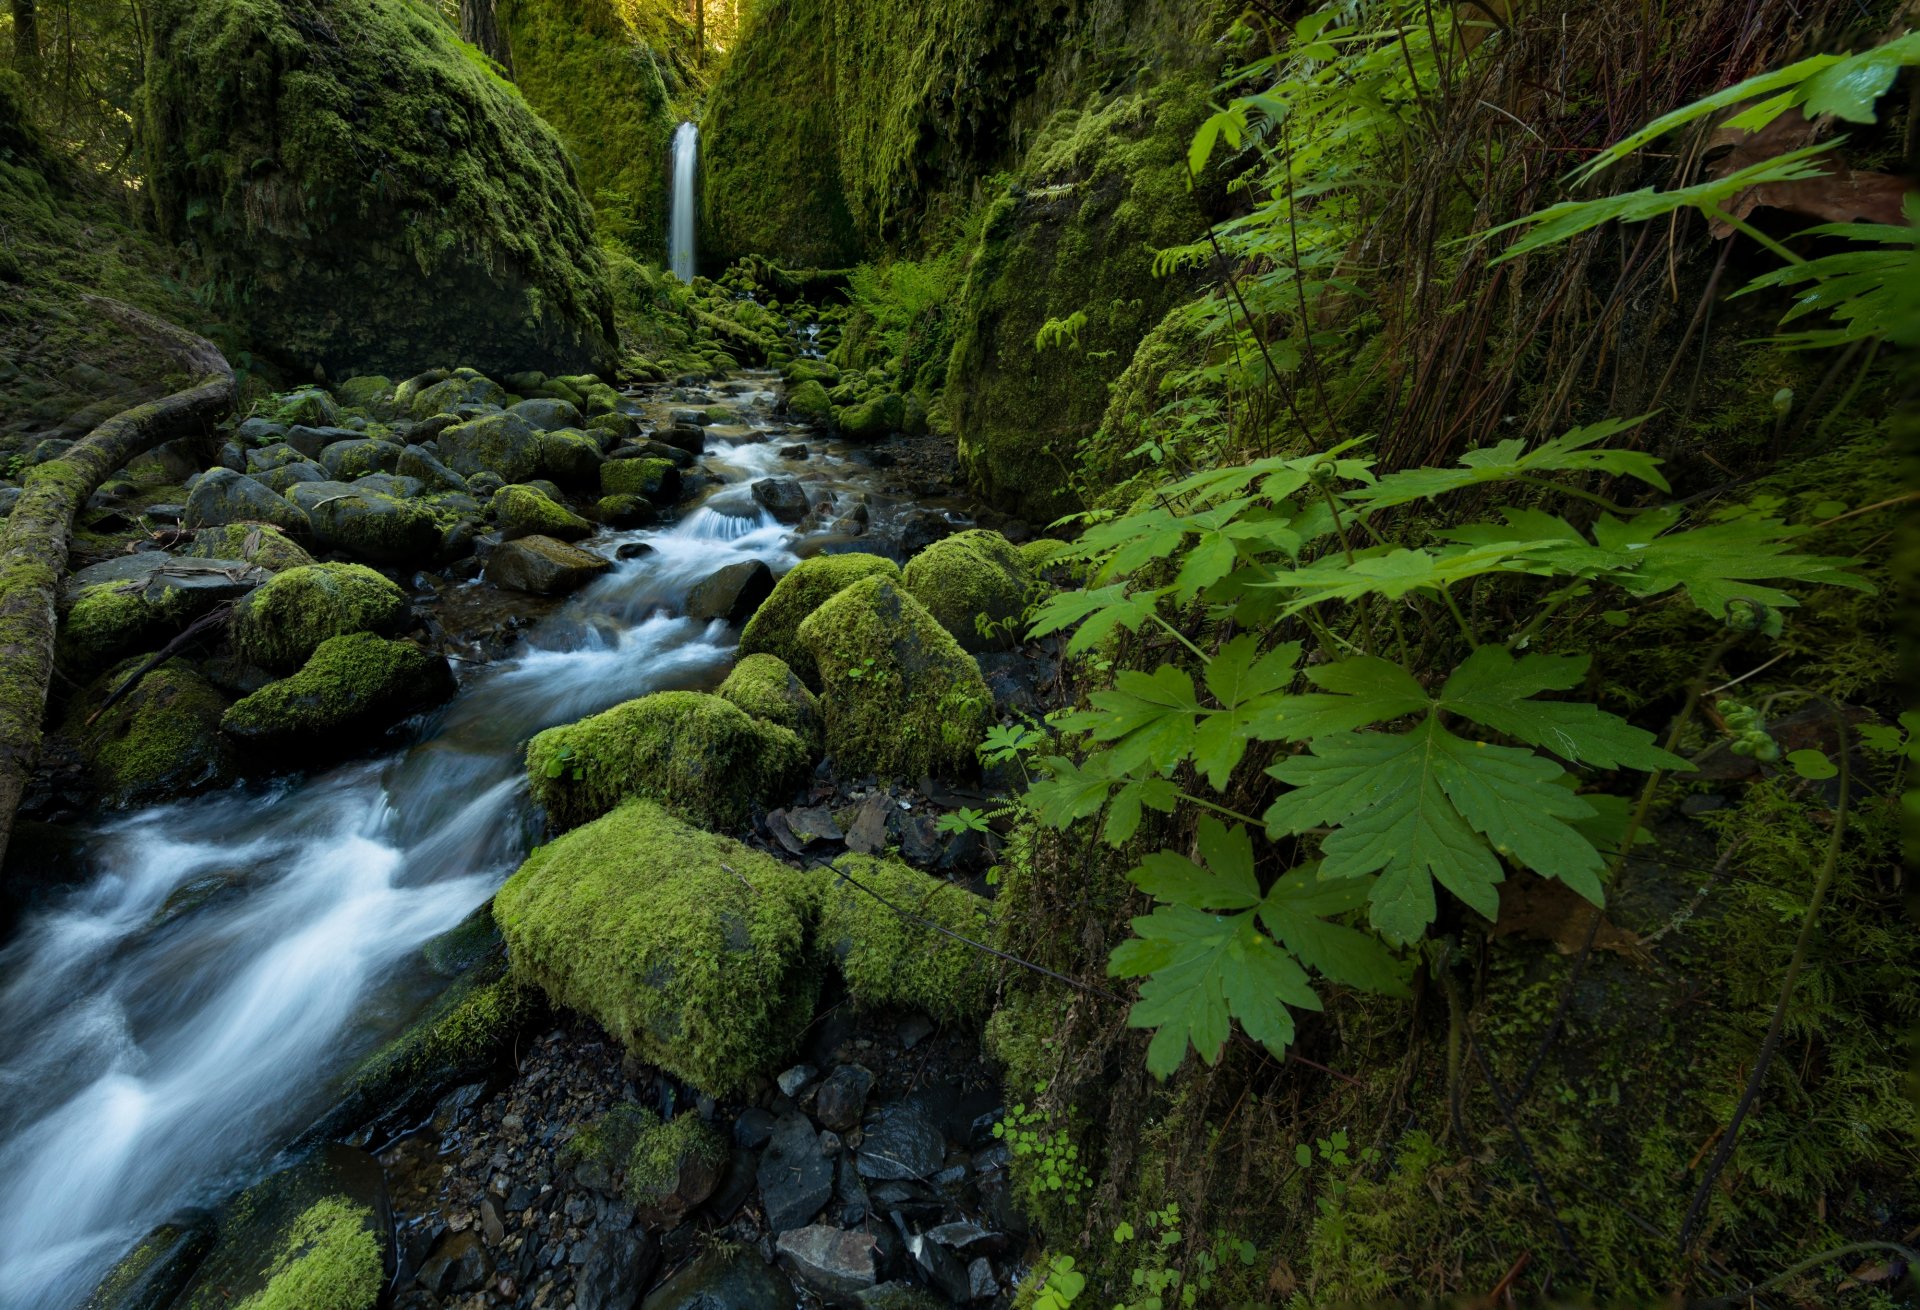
[0,359,1059,1310]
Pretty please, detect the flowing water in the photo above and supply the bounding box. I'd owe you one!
[668,122,698,283]
[0,380,936,1307]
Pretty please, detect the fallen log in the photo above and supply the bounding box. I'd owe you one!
[0,297,235,874]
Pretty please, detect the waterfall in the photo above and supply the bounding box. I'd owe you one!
[668,121,698,283]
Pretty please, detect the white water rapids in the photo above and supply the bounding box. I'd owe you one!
[669,121,698,283]
[0,389,899,1307]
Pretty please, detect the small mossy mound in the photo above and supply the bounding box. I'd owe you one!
[562,1103,726,1219]
[229,562,409,673]
[62,657,237,808]
[491,483,593,541]
[901,528,1034,651]
[717,653,823,755]
[525,689,809,832]
[140,0,616,378]
[493,799,818,1095]
[222,633,455,745]
[599,455,679,501]
[785,377,834,425]
[59,578,209,678]
[834,392,903,441]
[797,575,990,780]
[820,855,993,1021]
[185,523,315,572]
[738,552,900,686]
[230,1196,383,1310]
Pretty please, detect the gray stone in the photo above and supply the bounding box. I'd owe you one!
[235,416,287,445]
[757,1112,833,1233]
[685,559,775,624]
[777,1065,819,1098]
[856,1102,946,1182]
[573,1227,659,1310]
[320,437,403,480]
[484,535,612,596]
[416,1229,490,1296]
[967,1256,999,1301]
[751,476,811,523]
[776,1225,880,1302]
[182,468,309,535]
[813,1065,874,1133]
[733,1107,776,1149]
[438,411,542,483]
[510,396,585,431]
[397,443,468,492]
[282,424,358,458]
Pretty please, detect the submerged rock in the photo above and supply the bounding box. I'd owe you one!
[493,800,818,1095]
[524,689,808,832]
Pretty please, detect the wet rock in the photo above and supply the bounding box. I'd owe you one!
[510,397,584,431]
[669,407,712,426]
[778,1065,819,1097]
[758,1112,834,1233]
[814,1065,874,1133]
[439,411,542,483]
[686,559,775,624]
[640,1245,794,1310]
[615,541,656,561]
[857,1102,946,1181]
[967,1257,1000,1301]
[835,1155,870,1226]
[896,509,957,555]
[655,424,707,455]
[320,437,403,480]
[285,480,442,564]
[182,468,309,534]
[283,424,358,459]
[780,443,809,458]
[397,443,468,492]
[572,1227,659,1310]
[79,1209,215,1310]
[222,633,456,747]
[417,1229,490,1296]
[856,1282,948,1310]
[705,1147,758,1222]
[733,1106,776,1149]
[751,476,811,523]
[897,1015,936,1051]
[236,416,287,445]
[908,1228,971,1304]
[776,1225,881,1302]
[484,535,613,595]
[925,1221,1003,1255]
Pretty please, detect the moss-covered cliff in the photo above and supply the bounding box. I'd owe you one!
[140,0,618,379]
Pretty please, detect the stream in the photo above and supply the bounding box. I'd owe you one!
[0,375,947,1308]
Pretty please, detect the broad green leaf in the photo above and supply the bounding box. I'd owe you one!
[1785,749,1838,781]
[1104,773,1180,846]
[1258,867,1410,996]
[1435,646,1690,771]
[1027,583,1166,654]
[1257,541,1560,614]
[1593,510,1872,618]
[1343,417,1663,511]
[1129,818,1260,910]
[1264,718,1605,942]
[1028,753,1122,829]
[1204,637,1302,709]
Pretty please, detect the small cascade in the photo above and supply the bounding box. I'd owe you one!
[668,121,698,283]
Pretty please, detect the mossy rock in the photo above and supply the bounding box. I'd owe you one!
[229,562,410,673]
[493,799,819,1095]
[59,579,207,679]
[264,386,342,429]
[491,483,593,541]
[408,370,508,420]
[61,657,238,808]
[717,652,823,755]
[786,378,834,425]
[796,575,991,780]
[525,689,809,832]
[1018,537,1072,572]
[597,493,657,528]
[183,468,312,535]
[563,1104,726,1222]
[222,633,455,747]
[535,427,604,486]
[820,854,993,1021]
[738,552,900,687]
[782,359,841,387]
[80,1211,216,1310]
[141,0,616,379]
[287,482,444,565]
[437,412,542,483]
[333,375,396,419]
[184,522,315,572]
[600,456,681,502]
[834,392,903,441]
[901,528,1035,651]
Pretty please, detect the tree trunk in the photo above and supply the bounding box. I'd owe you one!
[0,298,233,877]
[11,0,39,73]
[460,0,514,79]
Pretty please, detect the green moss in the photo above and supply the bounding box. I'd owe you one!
[332,375,395,417]
[265,386,342,428]
[1018,537,1072,571]
[564,1104,726,1214]
[63,657,236,807]
[737,551,900,686]
[786,377,834,424]
[437,411,542,482]
[57,579,205,677]
[347,971,531,1109]
[536,427,605,485]
[232,1196,382,1310]
[184,522,315,572]
[222,632,452,740]
[493,799,819,1094]
[716,652,823,755]
[526,689,810,831]
[819,854,993,1020]
[599,455,677,499]
[901,527,1035,651]
[140,0,616,377]
[835,391,903,440]
[796,574,991,779]
[229,562,409,672]
[491,483,593,540]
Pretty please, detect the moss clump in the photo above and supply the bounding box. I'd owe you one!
[222,632,454,743]
[332,375,395,417]
[526,689,809,832]
[491,483,593,540]
[140,0,616,378]
[717,653,823,755]
[232,1196,382,1310]
[563,1104,726,1217]
[493,799,818,1094]
[185,522,315,572]
[599,455,679,500]
[819,855,993,1020]
[797,575,990,779]
[58,578,207,677]
[835,392,903,440]
[437,412,542,483]
[786,377,834,424]
[344,970,530,1112]
[901,527,1035,651]
[535,427,605,486]
[229,562,409,673]
[62,657,236,807]
[738,552,900,686]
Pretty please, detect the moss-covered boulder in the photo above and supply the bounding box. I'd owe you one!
[284,481,444,564]
[494,799,818,1094]
[834,392,902,441]
[265,386,343,429]
[318,439,402,481]
[596,493,657,528]
[901,528,1035,651]
[563,1104,726,1222]
[785,377,834,425]
[438,412,542,483]
[491,483,593,541]
[140,0,616,378]
[222,633,456,747]
[819,855,993,1020]
[229,562,409,672]
[946,79,1210,520]
[183,468,311,535]
[60,658,237,808]
[535,427,605,486]
[333,375,396,418]
[171,1144,388,1310]
[738,552,900,686]
[184,523,315,572]
[796,576,990,779]
[526,689,809,832]
[483,534,611,594]
[600,456,681,502]
[717,653,823,755]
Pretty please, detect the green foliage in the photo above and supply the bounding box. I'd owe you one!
[993,1089,1091,1210]
[232,1196,382,1310]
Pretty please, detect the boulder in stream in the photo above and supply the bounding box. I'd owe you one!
[685,558,775,625]
[900,527,1036,652]
[737,552,900,687]
[484,534,612,595]
[229,561,410,672]
[750,475,811,523]
[490,483,593,541]
[221,632,455,747]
